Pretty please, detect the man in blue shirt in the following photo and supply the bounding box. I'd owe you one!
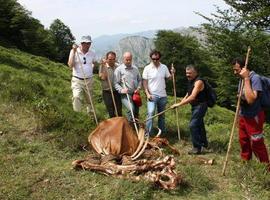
[232,57,269,168]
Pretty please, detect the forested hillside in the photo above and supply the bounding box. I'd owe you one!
[0,0,75,63]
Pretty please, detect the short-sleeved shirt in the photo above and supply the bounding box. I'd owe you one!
[239,71,262,117]
[99,64,118,91]
[114,64,142,94]
[142,63,170,97]
[70,48,96,78]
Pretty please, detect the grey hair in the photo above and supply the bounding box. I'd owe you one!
[186,64,198,72]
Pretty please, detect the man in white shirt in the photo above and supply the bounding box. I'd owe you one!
[143,50,174,136]
[67,35,96,113]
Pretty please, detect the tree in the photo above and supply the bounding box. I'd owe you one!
[0,0,57,59]
[224,0,270,31]
[197,5,270,108]
[0,0,17,44]
[49,19,75,63]
[154,30,216,96]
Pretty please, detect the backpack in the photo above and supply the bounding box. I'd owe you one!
[260,76,270,108]
[203,80,217,108]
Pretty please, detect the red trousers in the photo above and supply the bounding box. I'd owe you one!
[239,111,269,163]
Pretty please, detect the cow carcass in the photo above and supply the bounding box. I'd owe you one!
[72,117,182,189]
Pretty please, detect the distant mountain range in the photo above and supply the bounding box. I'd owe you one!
[92,27,203,67]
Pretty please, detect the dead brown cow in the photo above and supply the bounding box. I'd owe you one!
[89,117,141,156]
[73,117,182,189]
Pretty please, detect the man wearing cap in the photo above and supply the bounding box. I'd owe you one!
[114,52,142,122]
[68,35,97,113]
[143,50,174,136]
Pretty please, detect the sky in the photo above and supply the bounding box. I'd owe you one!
[18,0,229,40]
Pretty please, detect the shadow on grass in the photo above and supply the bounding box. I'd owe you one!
[164,127,230,155]
[208,139,228,153]
[165,128,190,145]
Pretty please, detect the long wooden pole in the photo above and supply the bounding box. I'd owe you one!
[75,48,98,125]
[122,77,139,135]
[171,63,181,141]
[144,107,173,123]
[221,46,251,176]
[104,63,119,116]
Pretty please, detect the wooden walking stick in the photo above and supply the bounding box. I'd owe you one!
[221,46,251,176]
[74,45,98,125]
[101,62,119,116]
[171,63,181,141]
[144,107,173,123]
[122,77,139,135]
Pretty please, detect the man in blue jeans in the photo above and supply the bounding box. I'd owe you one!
[171,65,208,154]
[143,50,174,136]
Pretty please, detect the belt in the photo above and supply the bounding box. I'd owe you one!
[73,76,90,80]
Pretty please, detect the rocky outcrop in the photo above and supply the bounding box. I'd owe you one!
[115,36,154,68]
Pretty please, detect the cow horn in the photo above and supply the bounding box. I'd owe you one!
[132,128,160,160]
[132,137,149,160]
[156,128,161,137]
[131,127,145,158]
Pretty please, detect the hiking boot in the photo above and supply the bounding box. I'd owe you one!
[201,146,213,153]
[188,148,201,155]
[202,143,209,149]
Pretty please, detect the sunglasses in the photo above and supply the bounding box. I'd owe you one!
[83,57,86,64]
[81,42,91,45]
[151,58,160,61]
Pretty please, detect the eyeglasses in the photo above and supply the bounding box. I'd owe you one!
[151,58,160,61]
[83,57,86,64]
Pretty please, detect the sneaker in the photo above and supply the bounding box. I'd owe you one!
[188,148,201,155]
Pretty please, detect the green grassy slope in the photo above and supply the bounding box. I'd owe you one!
[0,46,269,200]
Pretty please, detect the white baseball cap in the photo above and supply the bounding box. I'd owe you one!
[80,35,92,43]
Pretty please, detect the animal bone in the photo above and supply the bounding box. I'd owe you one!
[195,157,215,165]
[72,155,181,190]
[149,137,180,155]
